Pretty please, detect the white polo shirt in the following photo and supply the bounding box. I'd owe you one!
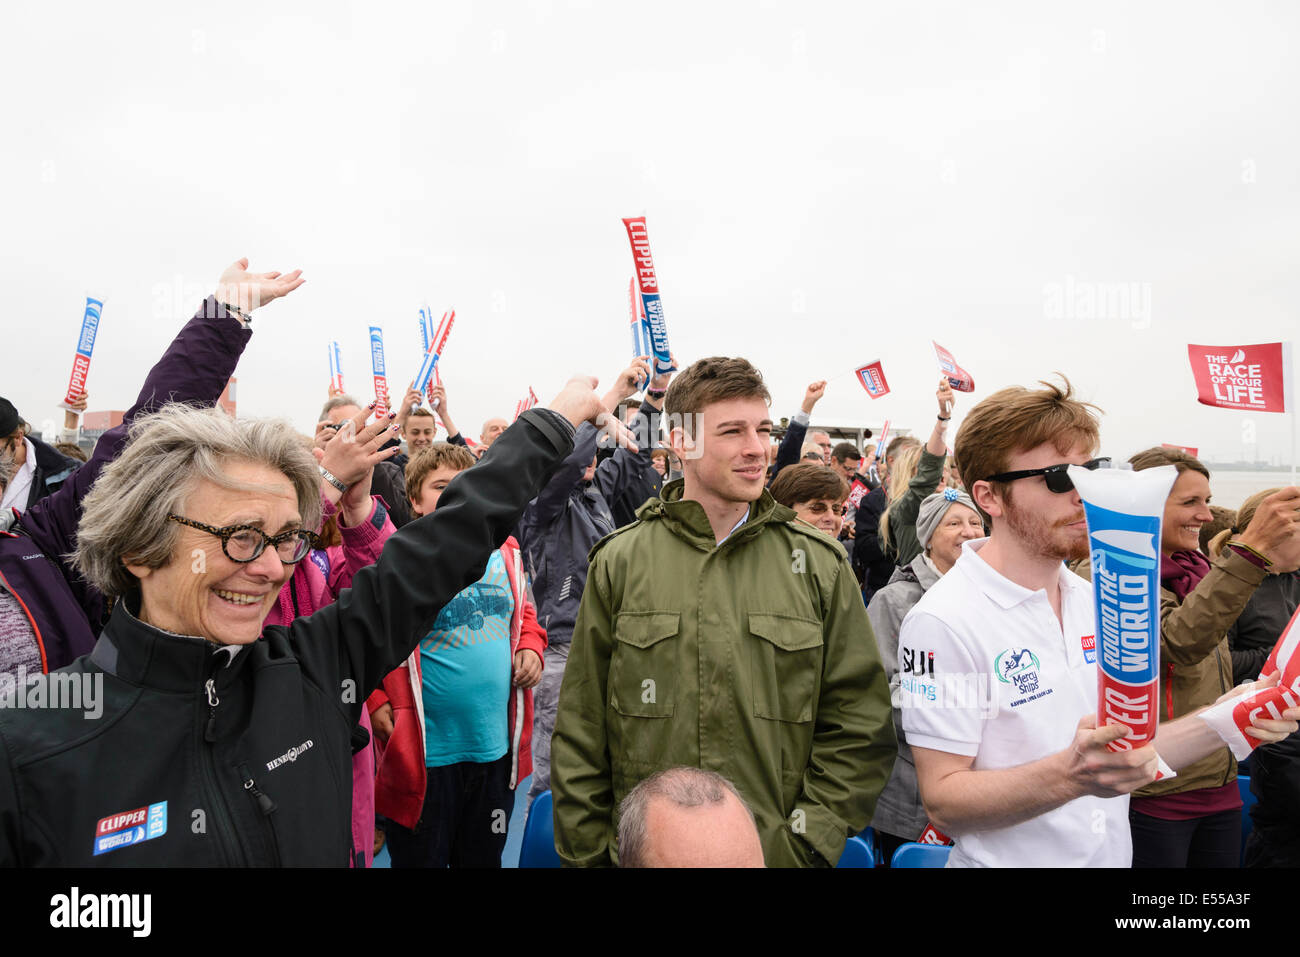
[899,538,1130,868]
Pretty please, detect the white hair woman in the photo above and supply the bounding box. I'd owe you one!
[0,375,624,866]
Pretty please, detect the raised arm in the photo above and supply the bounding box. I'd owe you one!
[285,378,635,723]
[772,381,825,482]
[19,259,303,612]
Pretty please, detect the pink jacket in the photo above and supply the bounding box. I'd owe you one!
[263,492,394,867]
[367,537,546,830]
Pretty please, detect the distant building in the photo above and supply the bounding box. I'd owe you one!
[75,377,234,447]
[219,377,236,417]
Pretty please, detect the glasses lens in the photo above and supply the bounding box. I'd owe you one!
[276,532,312,563]
[226,530,264,562]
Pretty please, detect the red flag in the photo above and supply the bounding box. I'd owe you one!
[846,477,870,511]
[854,360,890,399]
[932,340,975,392]
[1161,443,1199,457]
[1187,342,1290,413]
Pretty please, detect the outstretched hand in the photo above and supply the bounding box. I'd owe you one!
[215,258,305,314]
[549,375,639,452]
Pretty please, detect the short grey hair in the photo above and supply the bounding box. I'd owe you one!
[319,395,362,421]
[617,767,756,868]
[75,404,322,598]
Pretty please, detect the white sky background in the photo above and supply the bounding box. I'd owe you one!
[2,1,1298,465]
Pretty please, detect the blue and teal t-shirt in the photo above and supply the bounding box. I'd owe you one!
[419,550,515,767]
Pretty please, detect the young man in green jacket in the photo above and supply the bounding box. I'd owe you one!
[551,357,896,867]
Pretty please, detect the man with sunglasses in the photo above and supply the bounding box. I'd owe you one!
[897,376,1300,867]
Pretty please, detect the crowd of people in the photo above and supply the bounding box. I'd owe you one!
[2,257,1300,869]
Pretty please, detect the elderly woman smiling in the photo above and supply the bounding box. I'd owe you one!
[0,371,619,866]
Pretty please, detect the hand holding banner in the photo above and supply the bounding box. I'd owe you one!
[932,340,975,393]
[61,297,104,409]
[623,216,675,378]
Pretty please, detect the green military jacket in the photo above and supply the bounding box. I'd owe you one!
[551,479,896,867]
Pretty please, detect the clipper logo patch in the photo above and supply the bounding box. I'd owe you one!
[1081,634,1097,664]
[93,801,167,856]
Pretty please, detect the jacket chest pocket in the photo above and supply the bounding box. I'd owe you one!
[610,612,679,718]
[749,613,823,723]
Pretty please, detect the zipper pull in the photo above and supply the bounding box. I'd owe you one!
[204,677,220,742]
[240,765,277,815]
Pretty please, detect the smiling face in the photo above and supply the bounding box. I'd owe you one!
[673,397,772,510]
[926,503,986,574]
[792,498,844,537]
[1161,469,1213,556]
[127,460,301,645]
[405,413,437,452]
[977,440,1092,563]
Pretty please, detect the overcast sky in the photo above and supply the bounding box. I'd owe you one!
[3,1,1298,467]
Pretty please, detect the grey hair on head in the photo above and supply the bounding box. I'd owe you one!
[616,766,756,868]
[74,404,321,598]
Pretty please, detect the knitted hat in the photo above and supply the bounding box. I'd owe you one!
[915,488,979,550]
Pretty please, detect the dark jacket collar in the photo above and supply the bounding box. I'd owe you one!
[91,594,241,692]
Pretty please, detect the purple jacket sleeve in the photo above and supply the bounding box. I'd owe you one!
[18,297,253,619]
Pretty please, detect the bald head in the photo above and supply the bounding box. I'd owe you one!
[618,767,765,868]
[480,417,509,450]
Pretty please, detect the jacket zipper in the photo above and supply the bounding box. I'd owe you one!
[198,670,244,865]
[238,762,282,867]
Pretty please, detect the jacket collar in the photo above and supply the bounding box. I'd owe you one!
[91,594,244,692]
[636,479,795,549]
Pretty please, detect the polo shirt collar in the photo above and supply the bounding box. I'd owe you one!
[954,538,1081,610]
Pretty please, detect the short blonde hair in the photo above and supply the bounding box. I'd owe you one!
[75,404,321,598]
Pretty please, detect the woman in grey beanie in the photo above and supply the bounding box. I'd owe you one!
[865,487,985,863]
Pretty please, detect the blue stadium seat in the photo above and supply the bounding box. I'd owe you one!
[1238,774,1257,865]
[836,833,877,868]
[891,842,951,868]
[518,790,562,868]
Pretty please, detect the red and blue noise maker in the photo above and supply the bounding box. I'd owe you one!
[855,360,890,399]
[412,309,454,401]
[62,297,104,407]
[627,278,654,390]
[1199,604,1300,758]
[369,326,390,418]
[1069,463,1179,780]
[417,306,435,406]
[622,216,675,378]
[329,341,344,394]
[874,420,891,458]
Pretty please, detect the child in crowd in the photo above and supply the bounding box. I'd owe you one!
[369,443,546,867]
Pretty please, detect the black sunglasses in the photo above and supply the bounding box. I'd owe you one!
[983,457,1111,494]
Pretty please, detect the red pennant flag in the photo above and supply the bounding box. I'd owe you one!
[932,340,975,392]
[854,360,890,399]
[1187,343,1290,413]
